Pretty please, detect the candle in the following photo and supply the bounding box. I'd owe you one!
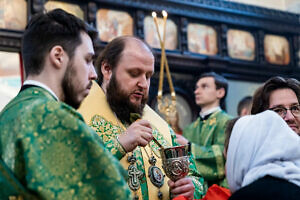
[162,10,167,45]
[152,10,177,116]
[152,12,162,44]
[161,10,175,101]
[161,10,167,81]
[152,11,165,98]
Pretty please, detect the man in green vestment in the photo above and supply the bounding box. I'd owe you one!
[176,72,231,189]
[0,9,131,200]
[78,36,205,200]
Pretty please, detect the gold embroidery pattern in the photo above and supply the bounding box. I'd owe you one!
[0,88,132,199]
[209,117,216,126]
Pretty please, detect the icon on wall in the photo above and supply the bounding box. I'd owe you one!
[144,16,177,50]
[227,29,255,61]
[96,9,133,42]
[264,34,290,65]
[0,0,27,30]
[187,23,218,55]
[45,1,84,19]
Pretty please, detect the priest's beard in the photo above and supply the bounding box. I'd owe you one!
[62,61,80,109]
[106,74,148,124]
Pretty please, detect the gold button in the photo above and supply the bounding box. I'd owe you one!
[9,196,23,200]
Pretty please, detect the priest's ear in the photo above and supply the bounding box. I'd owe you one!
[216,87,225,99]
[101,61,113,82]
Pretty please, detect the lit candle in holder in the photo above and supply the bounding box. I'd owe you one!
[161,10,175,101]
[153,10,177,120]
[152,11,163,44]
[161,10,167,74]
[162,10,168,45]
[152,11,165,98]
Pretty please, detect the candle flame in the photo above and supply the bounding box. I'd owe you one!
[152,12,157,18]
[162,10,168,17]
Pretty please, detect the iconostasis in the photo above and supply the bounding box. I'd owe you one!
[0,0,299,122]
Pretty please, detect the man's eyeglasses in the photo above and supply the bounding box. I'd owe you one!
[269,105,300,118]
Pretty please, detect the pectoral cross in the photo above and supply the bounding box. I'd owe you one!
[128,164,143,191]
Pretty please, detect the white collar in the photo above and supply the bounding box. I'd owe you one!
[23,80,59,101]
[200,106,221,119]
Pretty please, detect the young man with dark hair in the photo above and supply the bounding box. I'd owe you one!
[251,76,300,135]
[176,72,232,189]
[0,9,131,199]
[79,36,205,200]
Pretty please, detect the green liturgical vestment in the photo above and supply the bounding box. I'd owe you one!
[78,82,205,200]
[183,110,231,189]
[0,86,132,200]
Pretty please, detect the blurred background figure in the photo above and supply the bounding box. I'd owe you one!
[237,96,252,116]
[177,72,232,190]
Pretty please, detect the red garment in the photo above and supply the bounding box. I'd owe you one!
[201,184,231,200]
[171,184,231,200]
[172,196,188,200]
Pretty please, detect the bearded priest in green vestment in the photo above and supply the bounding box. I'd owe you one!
[176,72,232,190]
[78,36,205,200]
[0,9,131,200]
